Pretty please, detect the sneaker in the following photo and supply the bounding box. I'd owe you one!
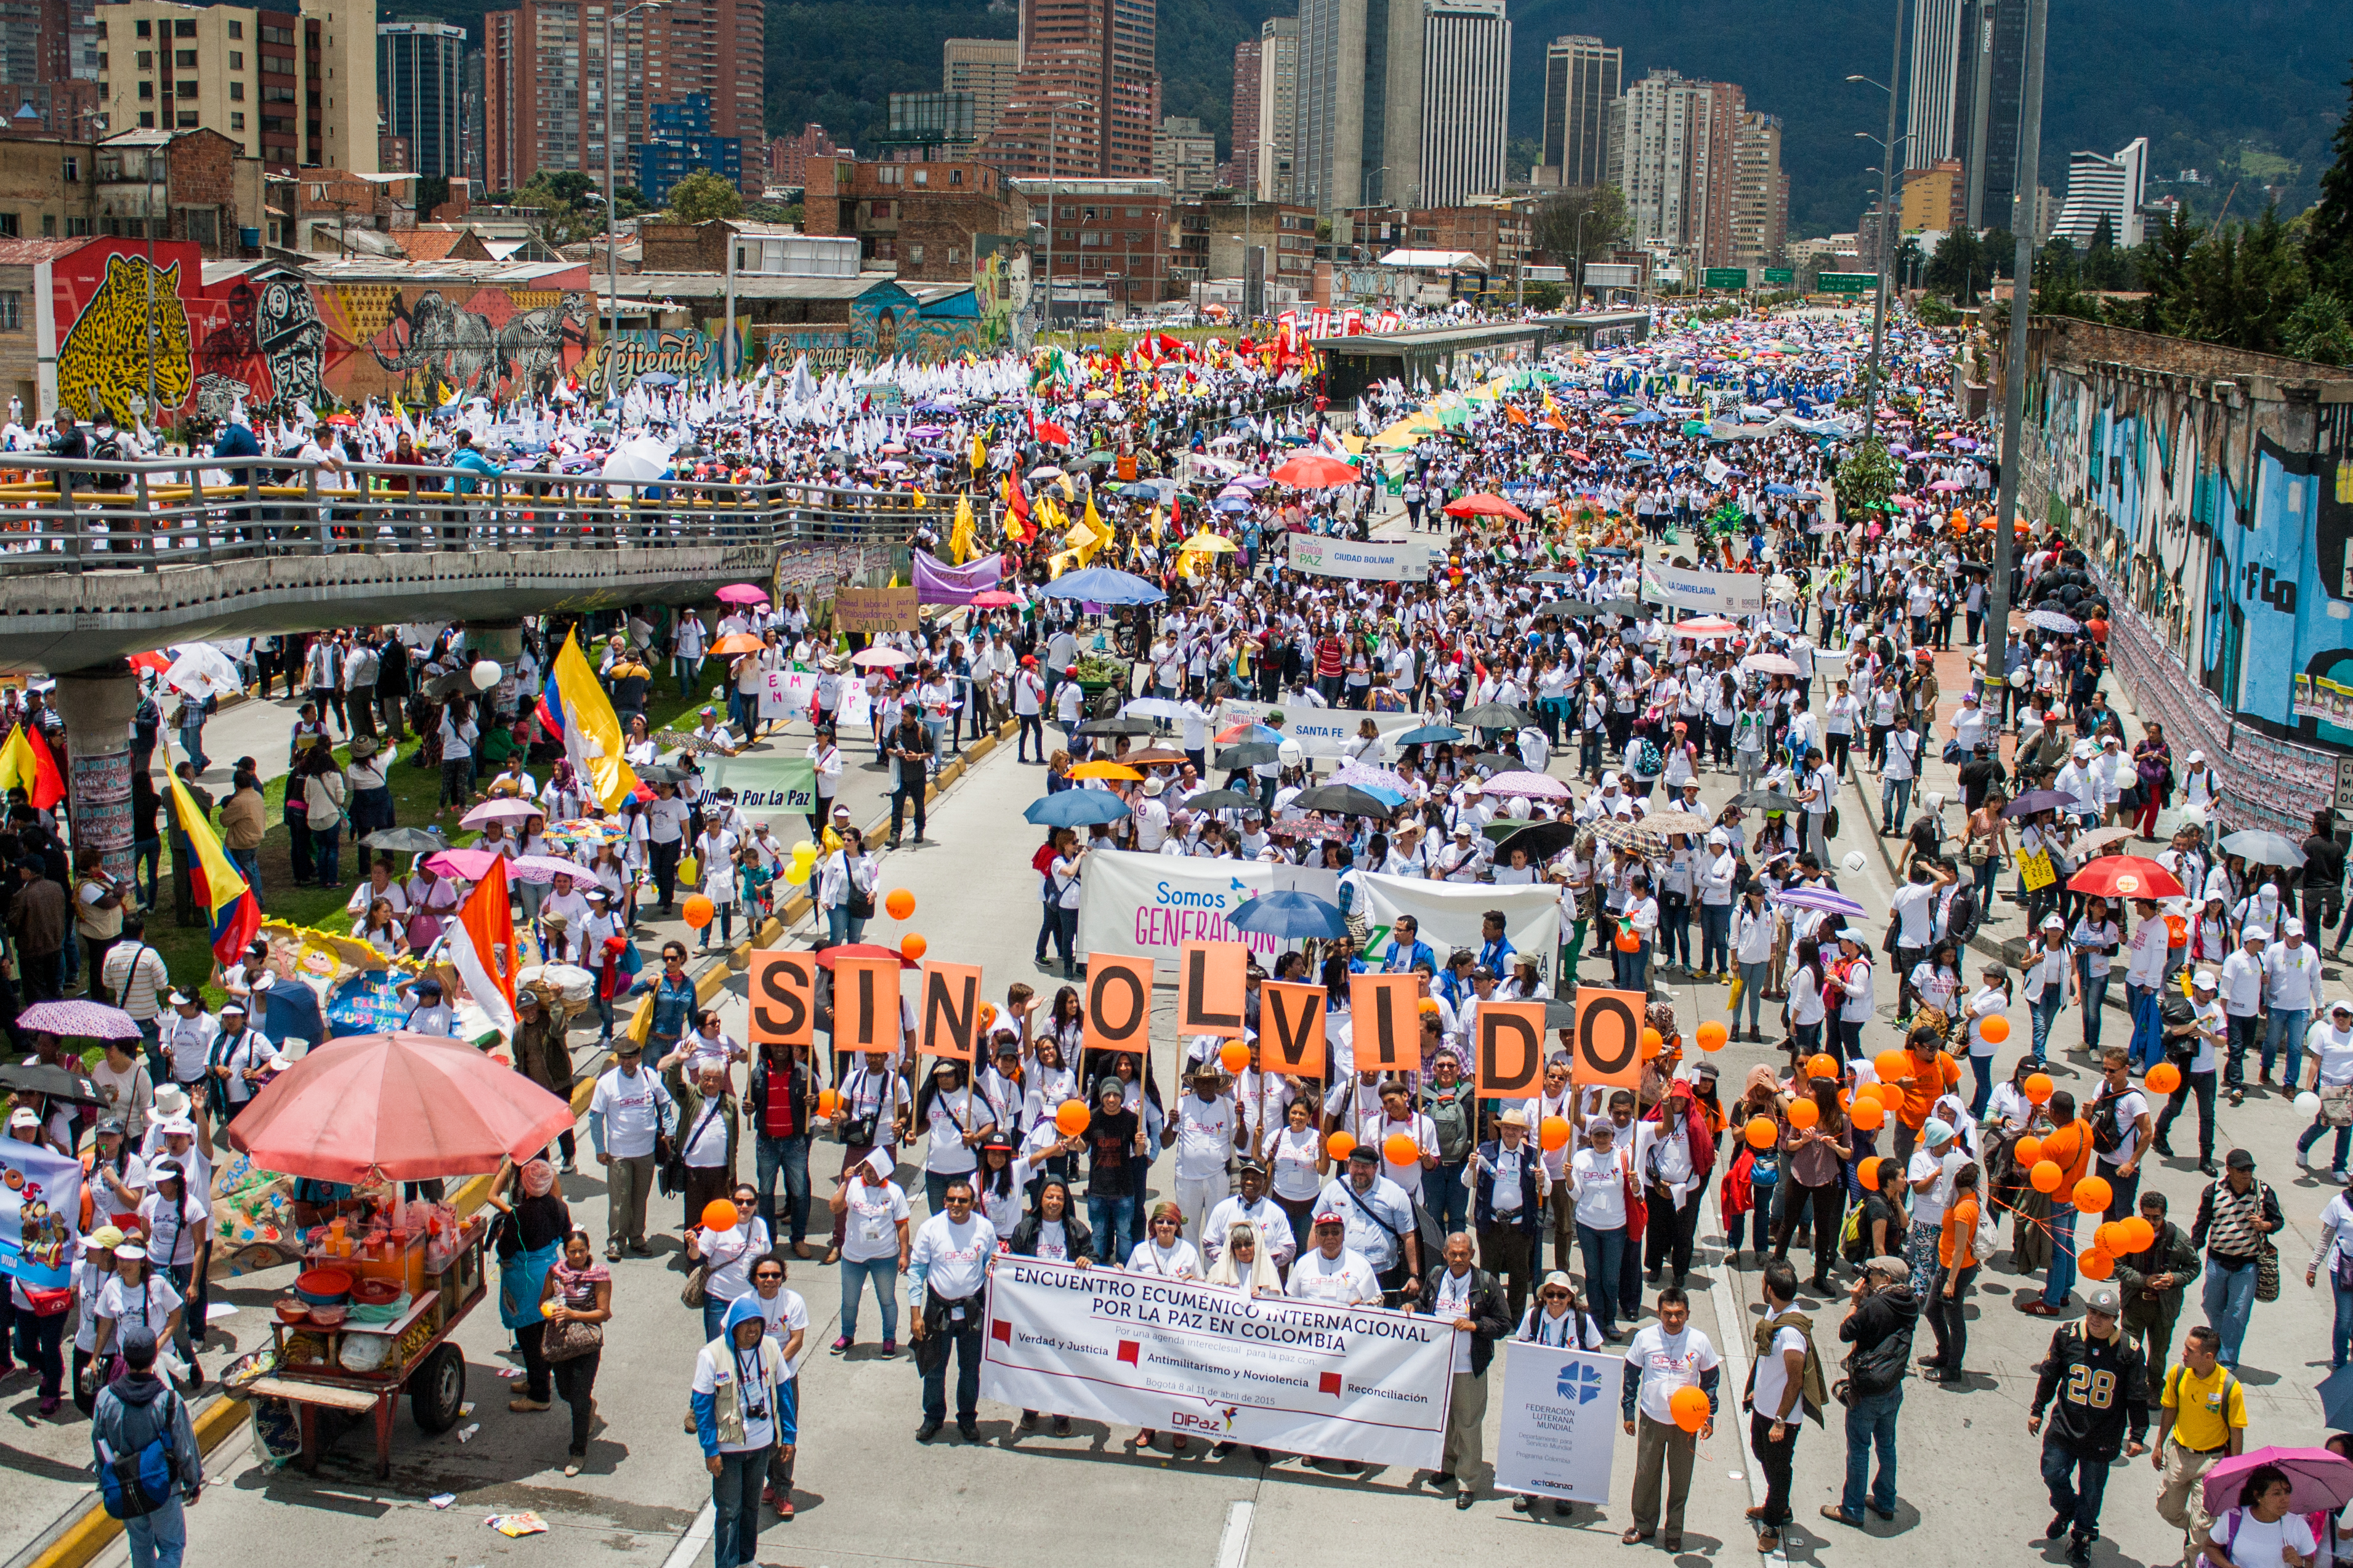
[830,1335,852,1354]
[778,1499,794,1521]
[878,1338,897,1357]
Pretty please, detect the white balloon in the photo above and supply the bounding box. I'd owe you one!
[2297,1091,2323,1116]
[1842,850,1867,874]
[470,659,502,691]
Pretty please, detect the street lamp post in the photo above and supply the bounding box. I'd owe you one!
[603,0,664,408]
[1849,22,1908,443]
[1038,95,1095,349]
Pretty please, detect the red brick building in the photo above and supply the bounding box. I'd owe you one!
[804,155,1031,279]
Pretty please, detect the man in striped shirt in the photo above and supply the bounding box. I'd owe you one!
[102,914,173,1072]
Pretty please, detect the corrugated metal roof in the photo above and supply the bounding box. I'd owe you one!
[292,257,586,284]
[0,238,95,265]
[603,271,903,300]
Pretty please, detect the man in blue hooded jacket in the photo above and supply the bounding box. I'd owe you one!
[691,1296,796,1568]
[92,1325,203,1568]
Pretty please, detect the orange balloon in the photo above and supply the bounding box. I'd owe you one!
[2094,1221,2121,1254]
[1668,1385,1711,1433]
[1745,1116,1777,1149]
[1219,1040,1251,1074]
[1696,1021,1729,1052]
[2078,1248,2116,1281]
[1643,1027,1663,1052]
[1326,1132,1357,1161]
[1615,929,1641,952]
[2024,1072,2055,1104]
[700,1198,738,1232]
[1979,1015,2011,1043]
[2030,1159,2062,1194]
[900,933,928,960]
[2145,1062,2182,1095]
[1806,1053,1839,1081]
[1418,997,1442,1015]
[2116,1216,2155,1253]
[682,894,716,930]
[1539,1115,1572,1152]
[2072,1175,2112,1215]
[1787,1097,1819,1129]
[1850,1096,1886,1130]
[1054,1099,1091,1136]
[817,1088,842,1117]
[1875,1050,1911,1084]
[1383,1132,1421,1167]
[2014,1135,2043,1166]
[1857,1155,1883,1189]
[1849,1082,1883,1107]
[885,888,916,920]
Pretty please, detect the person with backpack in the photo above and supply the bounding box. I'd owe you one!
[1421,1051,1476,1236]
[2190,1148,2285,1370]
[2087,1045,2155,1221]
[2028,1284,2152,1567]
[91,1324,201,1567]
[1745,1258,1826,1555]
[2152,1324,2245,1565]
[1822,1252,1918,1530]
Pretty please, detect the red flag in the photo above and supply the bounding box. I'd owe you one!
[21,725,63,810]
[1001,472,1033,542]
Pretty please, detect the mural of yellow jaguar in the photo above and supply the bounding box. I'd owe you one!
[55,254,194,423]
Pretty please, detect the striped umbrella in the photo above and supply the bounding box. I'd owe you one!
[1771,886,1868,919]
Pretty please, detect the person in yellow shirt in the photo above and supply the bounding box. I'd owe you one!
[2153,1324,2246,1562]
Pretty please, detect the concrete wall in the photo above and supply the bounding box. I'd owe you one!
[1997,313,2353,832]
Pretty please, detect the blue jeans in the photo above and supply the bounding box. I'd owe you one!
[701,1293,735,1344]
[1881,775,1912,831]
[124,1494,187,1568]
[2126,983,2161,1070]
[1737,960,1767,1030]
[2203,1255,2258,1367]
[1089,1192,1138,1265]
[1700,904,1732,974]
[229,846,262,903]
[2028,991,2064,1061]
[2077,966,2109,1051]
[1426,1160,1469,1234]
[839,1255,898,1342]
[178,725,206,776]
[709,1444,771,1568]
[1576,1221,1628,1335]
[2331,1276,2353,1370]
[1614,939,1651,994]
[1840,1386,1902,1517]
[310,819,342,885]
[2264,1009,2311,1085]
[2044,1207,2078,1308]
[2299,1114,2352,1176]
[754,1133,812,1244]
[2040,1438,2110,1543]
[825,903,866,948]
[1968,1053,1995,1118]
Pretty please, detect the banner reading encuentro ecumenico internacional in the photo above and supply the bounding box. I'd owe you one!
[980,1256,1453,1469]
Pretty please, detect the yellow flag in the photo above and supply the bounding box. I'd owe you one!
[1057,475,1075,504]
[1083,493,1105,544]
[1148,503,1164,539]
[552,628,640,810]
[949,493,977,565]
[912,488,927,509]
[969,433,987,471]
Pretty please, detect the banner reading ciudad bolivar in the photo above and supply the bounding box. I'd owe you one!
[979,1256,1453,1469]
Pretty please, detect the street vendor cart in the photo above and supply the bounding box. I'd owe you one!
[218,1030,573,1478]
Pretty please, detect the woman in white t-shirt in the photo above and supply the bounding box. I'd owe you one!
[2296,1000,2353,1176]
[686,1181,773,1343]
[1126,1201,1206,1450]
[826,1160,910,1353]
[1262,1094,1328,1247]
[916,1060,984,1215]
[2202,1463,2320,1566]
[94,1243,183,1376]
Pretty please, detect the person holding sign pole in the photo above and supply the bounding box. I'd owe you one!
[1320,1142,1419,1306]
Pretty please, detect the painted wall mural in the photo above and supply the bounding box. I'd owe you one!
[41,240,596,422]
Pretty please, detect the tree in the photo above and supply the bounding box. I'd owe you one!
[2080,213,2134,291]
[1833,436,1900,518]
[1922,227,1987,302]
[615,185,652,219]
[2285,292,2353,366]
[669,171,745,224]
[1530,185,1629,279]
[1506,136,1543,182]
[2308,55,2353,298]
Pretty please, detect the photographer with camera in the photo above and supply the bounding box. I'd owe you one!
[1821,1253,1919,1530]
[2153,970,2227,1176]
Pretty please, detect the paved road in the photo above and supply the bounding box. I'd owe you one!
[28,659,2353,1568]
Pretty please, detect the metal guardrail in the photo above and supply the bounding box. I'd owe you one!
[0,452,950,571]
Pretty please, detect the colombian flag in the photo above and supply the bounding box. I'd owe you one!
[1001,471,1032,542]
[169,774,260,964]
[0,723,63,810]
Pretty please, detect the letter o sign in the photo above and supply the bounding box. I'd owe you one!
[1576,989,1642,1086]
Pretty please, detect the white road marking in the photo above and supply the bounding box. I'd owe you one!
[660,1499,717,1568]
[1214,1499,1255,1568]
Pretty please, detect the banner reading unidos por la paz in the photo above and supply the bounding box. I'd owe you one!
[980,1256,1453,1469]
[0,1136,81,1290]
[1075,848,1338,965]
[1641,560,1765,616]
[704,752,818,817]
[1285,534,1430,582]
[1358,871,1562,986]
[1492,1341,1621,1503]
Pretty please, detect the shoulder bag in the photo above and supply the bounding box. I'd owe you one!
[543,1310,603,1362]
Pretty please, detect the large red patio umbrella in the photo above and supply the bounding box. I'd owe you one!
[1270,453,1358,488]
[1443,493,1531,522]
[226,1031,577,1183]
[2064,856,2187,901]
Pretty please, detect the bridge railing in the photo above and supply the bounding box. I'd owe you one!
[0,452,955,572]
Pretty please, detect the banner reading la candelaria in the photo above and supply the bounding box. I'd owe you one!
[980,1258,1453,1470]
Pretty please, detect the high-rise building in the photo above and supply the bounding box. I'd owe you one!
[644,0,762,151]
[1293,0,1434,213]
[377,19,467,179]
[1539,34,1616,189]
[982,0,1157,183]
[1249,18,1298,201]
[943,37,1019,143]
[1608,69,1742,270]
[632,92,741,203]
[1230,34,1262,188]
[1951,0,2023,228]
[461,45,485,184]
[1153,114,1216,194]
[1417,0,1505,209]
[1898,155,1964,231]
[97,0,374,171]
[2052,135,2148,246]
[1905,0,1964,170]
[1728,109,1786,267]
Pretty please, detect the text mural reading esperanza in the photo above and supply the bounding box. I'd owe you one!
[980,1257,1454,1469]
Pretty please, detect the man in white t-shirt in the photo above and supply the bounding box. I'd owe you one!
[1163,1066,1240,1247]
[1748,1262,1815,1554]
[2086,1046,2153,1220]
[1286,1210,1381,1304]
[1620,1286,1721,1550]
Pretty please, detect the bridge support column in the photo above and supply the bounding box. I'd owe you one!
[52,660,139,883]
[467,620,523,670]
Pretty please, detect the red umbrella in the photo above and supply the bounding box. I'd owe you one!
[1269,454,1357,488]
[814,943,919,971]
[1442,493,1531,522]
[2065,856,2186,901]
[127,650,172,675]
[972,590,1019,608]
[226,1032,577,1182]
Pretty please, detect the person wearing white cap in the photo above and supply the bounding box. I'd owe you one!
[2155,971,2226,1176]
[1696,828,1737,982]
[2259,917,2323,1089]
[2020,915,2077,1065]
[2217,925,2269,1104]
[2294,999,2353,1179]
[2179,749,2218,814]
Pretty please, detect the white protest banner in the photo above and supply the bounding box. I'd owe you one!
[1493,1342,1621,1503]
[980,1256,1452,1469]
[1358,871,1560,985]
[0,1136,79,1290]
[1641,560,1765,617]
[1076,848,1338,965]
[1286,534,1430,582]
[704,753,818,817]
[760,669,819,720]
[1214,698,1430,761]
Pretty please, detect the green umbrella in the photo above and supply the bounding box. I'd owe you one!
[1681,420,1709,436]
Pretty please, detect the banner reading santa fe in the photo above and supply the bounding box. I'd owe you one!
[1358,872,1562,984]
[1492,1341,1622,1503]
[1214,698,1431,760]
[980,1256,1453,1469]
[1077,848,1338,964]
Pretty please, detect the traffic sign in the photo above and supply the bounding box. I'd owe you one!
[1816,271,1879,294]
[1701,267,1750,291]
[1762,267,1795,285]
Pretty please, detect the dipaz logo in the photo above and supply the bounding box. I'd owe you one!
[1170,1404,1240,1435]
[1558,1361,1605,1407]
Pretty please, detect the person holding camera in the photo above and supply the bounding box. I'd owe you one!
[1822,1254,1919,1530]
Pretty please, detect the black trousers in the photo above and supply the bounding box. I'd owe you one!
[1644,1189,1702,1284]
[1751,1410,1798,1527]
[2158,1071,2218,1161]
[1775,1179,1844,1284]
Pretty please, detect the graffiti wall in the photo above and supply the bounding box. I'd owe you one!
[2008,314,2353,832]
[39,240,594,423]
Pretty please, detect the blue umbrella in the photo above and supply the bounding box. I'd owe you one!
[1038,566,1166,606]
[1395,723,1463,745]
[1023,791,1132,827]
[1212,496,1251,512]
[1223,889,1346,940]
[635,371,680,388]
[1220,723,1282,744]
[2320,1366,2353,1431]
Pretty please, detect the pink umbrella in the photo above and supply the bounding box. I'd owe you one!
[460,798,543,828]
[1483,770,1572,800]
[716,584,770,604]
[424,848,501,881]
[509,854,590,884]
[852,646,912,668]
[2202,1447,2353,1515]
[972,590,1018,608]
[1673,616,1743,639]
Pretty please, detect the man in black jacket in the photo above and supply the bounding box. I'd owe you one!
[2113,1189,2201,1370]
[2301,809,2344,938]
[1417,1232,1513,1508]
[1471,1109,1547,1324]
[2029,1285,2150,1566]
[1823,1255,1917,1529]
[745,1037,816,1257]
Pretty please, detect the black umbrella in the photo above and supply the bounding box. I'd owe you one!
[361,826,448,852]
[1527,571,1581,585]
[636,763,692,784]
[1181,788,1256,811]
[2002,789,2076,819]
[1469,751,1522,773]
[1732,790,1800,813]
[1543,997,1578,1030]
[0,1061,107,1106]
[1494,819,1580,862]
[1214,742,1283,771]
[1458,702,1535,729]
[1079,717,1155,737]
[1292,784,1395,818]
[420,670,474,701]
